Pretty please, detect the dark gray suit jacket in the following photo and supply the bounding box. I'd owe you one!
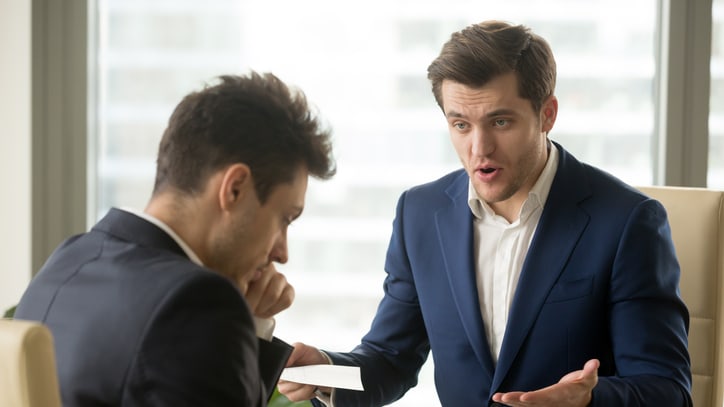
[16,208,288,406]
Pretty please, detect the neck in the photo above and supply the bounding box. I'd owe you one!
[145,191,213,263]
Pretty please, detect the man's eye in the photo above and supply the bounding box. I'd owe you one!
[453,122,467,130]
[494,119,508,127]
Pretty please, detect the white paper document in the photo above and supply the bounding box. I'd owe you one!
[280,365,364,391]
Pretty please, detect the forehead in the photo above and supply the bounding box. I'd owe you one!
[440,74,534,117]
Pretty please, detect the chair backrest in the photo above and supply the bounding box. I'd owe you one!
[0,318,61,407]
[638,186,724,407]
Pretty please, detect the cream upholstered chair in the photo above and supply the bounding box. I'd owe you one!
[0,318,61,407]
[638,186,724,407]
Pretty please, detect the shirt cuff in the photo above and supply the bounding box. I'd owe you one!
[253,316,275,340]
[314,351,336,406]
[315,389,333,406]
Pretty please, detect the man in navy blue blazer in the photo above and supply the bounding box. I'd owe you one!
[15,72,336,406]
[279,21,692,406]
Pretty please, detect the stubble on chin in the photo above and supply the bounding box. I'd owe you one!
[471,177,517,206]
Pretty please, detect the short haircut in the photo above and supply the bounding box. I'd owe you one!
[153,72,336,202]
[427,20,557,113]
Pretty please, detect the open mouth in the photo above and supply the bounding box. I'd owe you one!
[480,167,496,174]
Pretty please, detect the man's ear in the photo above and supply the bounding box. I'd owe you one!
[540,95,558,134]
[218,163,253,211]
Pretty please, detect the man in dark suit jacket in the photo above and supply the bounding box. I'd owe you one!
[279,21,692,406]
[15,72,336,406]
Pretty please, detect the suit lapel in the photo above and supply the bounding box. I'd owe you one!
[435,172,496,379]
[491,144,592,392]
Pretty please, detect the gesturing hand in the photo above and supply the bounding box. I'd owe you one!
[491,359,599,407]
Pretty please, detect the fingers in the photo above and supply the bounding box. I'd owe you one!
[242,266,274,311]
[491,391,525,405]
[242,265,295,318]
[286,342,329,367]
[261,282,294,317]
[278,343,332,402]
[254,271,294,318]
[277,381,317,402]
[493,359,600,406]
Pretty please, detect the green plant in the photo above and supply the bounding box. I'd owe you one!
[3,305,15,318]
[268,388,313,407]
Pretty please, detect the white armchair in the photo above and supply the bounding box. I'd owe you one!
[638,186,724,407]
[0,318,61,407]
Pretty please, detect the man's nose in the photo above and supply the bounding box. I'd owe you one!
[269,233,288,264]
[471,127,494,157]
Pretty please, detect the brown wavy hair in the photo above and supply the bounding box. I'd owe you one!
[153,72,336,202]
[427,20,556,114]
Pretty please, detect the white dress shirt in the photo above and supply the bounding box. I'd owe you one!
[467,141,558,364]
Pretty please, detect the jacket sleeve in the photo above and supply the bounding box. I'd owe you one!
[592,198,692,406]
[122,272,264,407]
[323,190,431,406]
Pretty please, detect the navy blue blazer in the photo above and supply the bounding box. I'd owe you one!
[15,209,271,406]
[323,143,692,406]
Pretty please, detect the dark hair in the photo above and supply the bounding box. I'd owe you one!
[152,72,336,202]
[427,20,556,113]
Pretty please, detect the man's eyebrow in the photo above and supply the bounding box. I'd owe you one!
[445,108,518,119]
[445,110,466,119]
[485,108,517,117]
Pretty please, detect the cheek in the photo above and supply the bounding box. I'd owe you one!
[253,218,281,251]
[450,136,470,157]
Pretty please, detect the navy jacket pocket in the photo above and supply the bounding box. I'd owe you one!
[545,276,593,303]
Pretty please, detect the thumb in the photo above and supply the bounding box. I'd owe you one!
[581,358,600,387]
[583,359,600,376]
[559,359,600,384]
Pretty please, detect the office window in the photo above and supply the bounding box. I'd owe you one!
[711,0,724,188]
[91,1,658,404]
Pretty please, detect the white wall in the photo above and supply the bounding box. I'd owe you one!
[0,0,32,313]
